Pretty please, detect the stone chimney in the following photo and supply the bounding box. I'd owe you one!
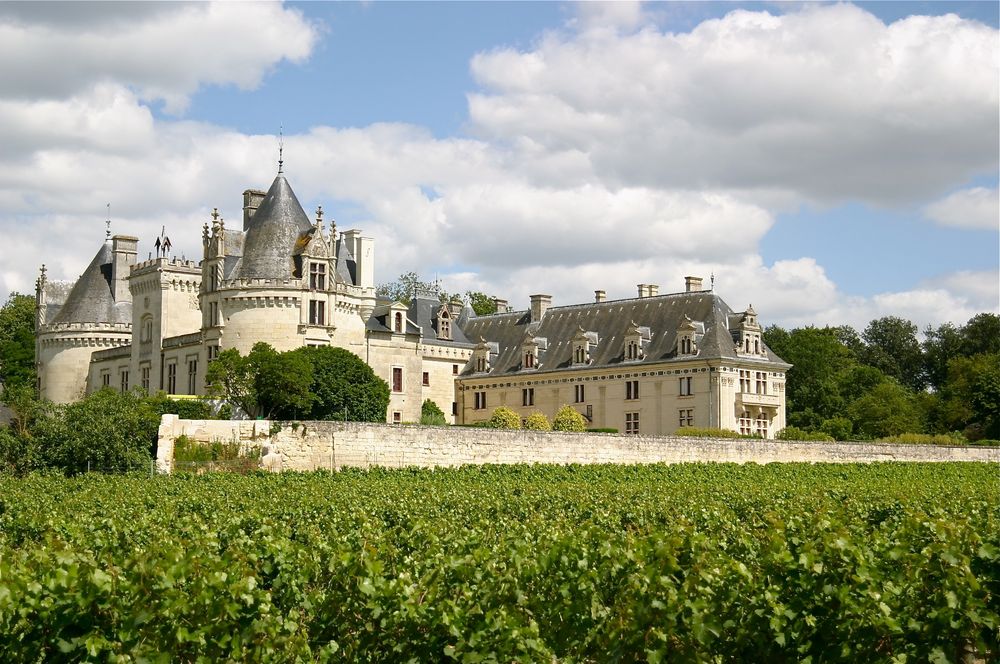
[685,276,703,293]
[594,290,606,303]
[242,189,266,230]
[448,296,464,318]
[111,235,138,303]
[492,297,508,314]
[530,294,552,322]
[637,284,647,298]
[648,284,659,297]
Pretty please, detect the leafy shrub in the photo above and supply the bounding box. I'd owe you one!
[587,427,618,433]
[877,432,968,446]
[776,426,836,442]
[523,412,551,431]
[0,427,39,475]
[33,389,158,474]
[676,426,742,439]
[420,399,447,426]
[552,405,586,432]
[173,435,260,471]
[486,407,521,430]
[819,416,853,441]
[287,346,389,422]
[146,393,214,420]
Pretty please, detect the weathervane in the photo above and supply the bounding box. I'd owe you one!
[105,203,111,239]
[710,271,715,291]
[153,226,172,258]
[278,124,284,174]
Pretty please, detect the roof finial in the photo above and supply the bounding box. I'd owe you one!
[105,203,111,239]
[710,271,715,291]
[278,124,284,174]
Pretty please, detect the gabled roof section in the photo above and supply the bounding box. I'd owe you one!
[235,175,313,280]
[406,296,475,347]
[334,235,356,285]
[457,291,788,376]
[49,241,131,325]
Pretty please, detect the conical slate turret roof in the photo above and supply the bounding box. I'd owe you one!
[236,175,313,280]
[50,241,131,325]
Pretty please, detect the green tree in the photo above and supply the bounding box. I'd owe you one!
[970,362,1000,439]
[763,326,855,430]
[848,380,923,439]
[420,399,447,426]
[34,389,159,474]
[288,346,389,422]
[523,412,551,430]
[206,347,260,418]
[486,407,521,430]
[960,312,1000,357]
[0,293,36,390]
[552,405,586,432]
[254,344,314,419]
[922,322,965,391]
[860,316,925,391]
[376,271,439,305]
[466,291,497,316]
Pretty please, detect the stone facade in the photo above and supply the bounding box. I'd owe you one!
[35,166,787,437]
[156,416,1000,474]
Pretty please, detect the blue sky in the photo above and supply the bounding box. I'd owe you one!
[0,1,996,332]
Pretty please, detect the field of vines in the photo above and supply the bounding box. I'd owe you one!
[1,463,997,662]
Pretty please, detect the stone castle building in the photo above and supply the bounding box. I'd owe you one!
[34,167,789,437]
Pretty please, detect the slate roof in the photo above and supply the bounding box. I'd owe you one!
[459,291,788,377]
[233,175,313,280]
[407,296,475,347]
[49,241,131,326]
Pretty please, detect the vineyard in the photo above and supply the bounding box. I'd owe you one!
[0,463,997,661]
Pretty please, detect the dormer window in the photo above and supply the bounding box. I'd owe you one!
[472,338,491,373]
[394,312,403,333]
[309,262,326,290]
[521,337,540,371]
[571,326,593,365]
[623,321,647,362]
[737,305,765,357]
[677,316,698,356]
[436,305,452,341]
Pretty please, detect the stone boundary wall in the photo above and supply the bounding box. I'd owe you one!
[155,415,1000,473]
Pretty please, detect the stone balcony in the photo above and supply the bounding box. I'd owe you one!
[736,392,781,408]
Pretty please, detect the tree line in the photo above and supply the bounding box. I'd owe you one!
[764,313,999,442]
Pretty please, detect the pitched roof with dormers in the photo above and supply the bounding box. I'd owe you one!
[457,291,788,377]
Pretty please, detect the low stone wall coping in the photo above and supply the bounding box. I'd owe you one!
[156,417,1000,474]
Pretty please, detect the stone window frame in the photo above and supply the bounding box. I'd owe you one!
[678,408,694,428]
[309,262,327,291]
[679,376,693,397]
[625,379,640,401]
[625,411,639,435]
[391,366,404,393]
[522,387,534,407]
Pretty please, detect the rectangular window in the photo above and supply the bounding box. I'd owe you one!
[755,372,767,395]
[679,376,692,396]
[739,370,752,394]
[188,359,198,394]
[625,411,639,435]
[141,366,150,392]
[101,371,110,387]
[167,363,177,394]
[756,414,769,439]
[522,387,534,407]
[120,370,129,393]
[422,371,430,387]
[679,409,694,428]
[574,384,585,403]
[625,379,639,400]
[208,301,219,327]
[453,364,459,375]
[309,300,325,326]
[392,411,402,424]
[474,391,487,410]
[739,411,753,436]
[310,262,327,290]
[207,345,219,362]
[452,402,457,416]
[392,367,403,393]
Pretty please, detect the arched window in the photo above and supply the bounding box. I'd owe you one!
[627,340,639,360]
[754,339,760,354]
[394,312,403,333]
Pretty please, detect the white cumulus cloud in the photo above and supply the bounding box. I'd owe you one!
[924,187,999,230]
